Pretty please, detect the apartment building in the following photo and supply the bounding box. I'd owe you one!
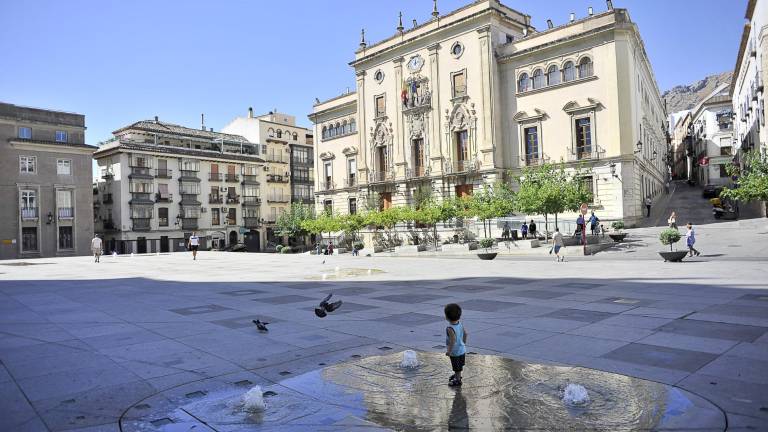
[689,85,736,187]
[222,109,313,245]
[0,102,95,259]
[93,117,265,253]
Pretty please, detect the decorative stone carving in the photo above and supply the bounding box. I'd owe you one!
[406,55,425,73]
[319,151,335,161]
[342,147,358,156]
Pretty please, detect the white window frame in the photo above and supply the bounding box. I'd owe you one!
[55,130,68,143]
[57,159,72,175]
[18,127,32,139]
[20,156,36,174]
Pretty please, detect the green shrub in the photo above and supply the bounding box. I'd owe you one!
[279,247,291,254]
[611,221,625,231]
[353,241,365,250]
[479,238,495,249]
[659,228,682,251]
[275,244,283,252]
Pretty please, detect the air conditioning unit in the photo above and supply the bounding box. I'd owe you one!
[201,207,207,213]
[264,166,270,171]
[220,187,227,192]
[221,207,227,212]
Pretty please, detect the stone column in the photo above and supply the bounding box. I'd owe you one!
[476,25,494,166]
[427,43,443,175]
[393,57,406,179]
[356,70,369,183]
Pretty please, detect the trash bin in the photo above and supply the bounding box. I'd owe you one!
[511,229,519,240]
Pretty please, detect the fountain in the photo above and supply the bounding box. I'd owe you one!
[242,386,266,412]
[562,383,590,406]
[400,350,420,368]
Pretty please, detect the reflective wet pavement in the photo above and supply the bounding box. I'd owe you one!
[123,352,725,431]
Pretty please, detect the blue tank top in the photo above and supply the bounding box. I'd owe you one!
[446,322,466,356]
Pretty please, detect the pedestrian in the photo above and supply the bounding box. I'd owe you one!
[575,214,585,243]
[502,222,510,240]
[444,303,468,387]
[552,227,565,262]
[589,211,600,236]
[685,223,701,257]
[645,197,652,218]
[668,212,678,230]
[520,221,528,240]
[529,220,537,239]
[327,241,334,256]
[187,231,200,260]
[91,234,102,263]
[599,224,606,238]
[315,242,321,255]
[352,243,359,256]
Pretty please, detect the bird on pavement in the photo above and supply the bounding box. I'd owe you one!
[252,319,269,332]
[314,293,343,318]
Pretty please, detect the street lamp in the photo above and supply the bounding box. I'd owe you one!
[652,150,658,159]
[175,214,182,226]
[609,162,618,178]
[634,141,642,154]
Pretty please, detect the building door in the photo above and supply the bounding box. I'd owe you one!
[160,236,169,253]
[455,130,469,169]
[380,192,392,210]
[245,231,260,252]
[377,146,388,173]
[137,237,147,254]
[229,231,238,246]
[413,139,425,176]
[455,185,472,198]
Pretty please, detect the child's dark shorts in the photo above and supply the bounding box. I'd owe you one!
[450,354,465,372]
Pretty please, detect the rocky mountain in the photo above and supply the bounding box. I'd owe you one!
[662,71,733,114]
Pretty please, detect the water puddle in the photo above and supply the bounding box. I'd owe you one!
[305,268,385,280]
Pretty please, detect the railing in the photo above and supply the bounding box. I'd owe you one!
[155,193,173,203]
[129,166,153,177]
[102,171,114,180]
[242,196,261,206]
[567,149,602,161]
[406,167,427,178]
[102,194,113,204]
[57,207,74,219]
[291,157,313,166]
[267,174,289,183]
[241,174,260,184]
[179,170,200,179]
[226,195,240,204]
[131,217,151,231]
[244,217,261,228]
[103,221,116,230]
[523,155,548,166]
[130,192,154,202]
[180,193,200,203]
[369,171,394,183]
[225,174,240,182]
[266,155,289,164]
[209,194,223,204]
[209,172,223,181]
[267,195,290,203]
[155,168,173,178]
[181,218,198,230]
[344,177,357,188]
[21,207,38,219]
[226,217,237,226]
[455,159,476,172]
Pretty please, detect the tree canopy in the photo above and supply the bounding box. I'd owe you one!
[721,151,768,207]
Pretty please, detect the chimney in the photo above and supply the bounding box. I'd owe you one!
[606,0,613,10]
[588,7,594,16]
[546,19,553,29]
[248,107,254,118]
[154,115,159,123]
[209,128,213,132]
[412,19,418,28]
[523,28,528,37]
[201,113,205,130]
[570,13,575,23]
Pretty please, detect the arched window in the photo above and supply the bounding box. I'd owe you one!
[350,119,356,133]
[563,61,575,82]
[322,126,327,139]
[578,57,593,78]
[268,128,275,137]
[546,65,560,86]
[329,124,335,137]
[518,73,530,92]
[335,122,341,136]
[532,69,544,89]
[293,132,298,141]
[342,120,348,134]
[276,130,282,138]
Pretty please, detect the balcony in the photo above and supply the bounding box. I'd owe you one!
[454,159,478,173]
[103,220,116,231]
[102,171,114,180]
[244,217,261,229]
[291,157,313,166]
[179,170,200,181]
[267,195,290,203]
[321,179,336,191]
[209,194,223,204]
[226,195,240,204]
[131,217,151,231]
[225,174,240,182]
[242,196,262,206]
[181,218,198,230]
[129,166,153,179]
[406,167,427,178]
[57,207,74,219]
[155,192,173,203]
[266,155,289,164]
[241,174,260,184]
[226,217,237,226]
[567,148,603,162]
[267,174,289,183]
[369,171,394,183]
[155,168,173,179]
[21,207,38,220]
[522,154,550,167]
[102,194,113,204]
[209,172,223,182]
[130,192,154,203]
[180,194,201,204]
[344,176,357,188]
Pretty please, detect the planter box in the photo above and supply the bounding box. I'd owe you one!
[477,252,498,260]
[395,245,426,254]
[442,243,478,252]
[659,251,688,262]
[609,233,628,242]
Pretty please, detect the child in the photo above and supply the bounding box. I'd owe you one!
[444,303,468,387]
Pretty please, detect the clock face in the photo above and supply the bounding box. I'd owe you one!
[407,55,424,72]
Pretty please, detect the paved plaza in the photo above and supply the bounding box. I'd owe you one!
[1,230,767,431]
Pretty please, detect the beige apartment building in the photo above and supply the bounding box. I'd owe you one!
[222,109,313,246]
[93,118,265,254]
[0,102,95,259]
[309,0,668,226]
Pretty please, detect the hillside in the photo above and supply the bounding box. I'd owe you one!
[662,71,733,114]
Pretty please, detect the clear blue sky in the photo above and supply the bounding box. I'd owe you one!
[0,0,746,145]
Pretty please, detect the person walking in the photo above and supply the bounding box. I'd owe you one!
[574,214,585,243]
[685,223,701,257]
[552,228,565,262]
[91,234,103,263]
[588,211,599,236]
[668,212,678,229]
[645,197,652,218]
[529,220,537,239]
[520,222,528,240]
[327,241,334,256]
[187,231,200,260]
[502,222,510,240]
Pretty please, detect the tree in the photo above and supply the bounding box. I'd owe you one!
[467,183,516,238]
[339,212,368,244]
[301,211,342,243]
[275,203,313,242]
[721,151,768,216]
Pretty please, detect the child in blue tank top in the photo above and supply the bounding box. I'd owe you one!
[444,303,468,387]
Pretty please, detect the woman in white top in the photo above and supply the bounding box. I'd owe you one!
[668,212,677,229]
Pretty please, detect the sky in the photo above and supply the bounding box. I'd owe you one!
[0,0,747,146]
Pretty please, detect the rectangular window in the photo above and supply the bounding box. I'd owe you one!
[412,139,425,176]
[719,164,729,178]
[580,176,595,203]
[324,200,333,214]
[18,127,31,139]
[57,190,74,218]
[575,117,592,158]
[349,198,357,215]
[324,162,332,189]
[55,131,68,143]
[57,159,72,175]
[20,156,36,174]
[455,130,469,166]
[262,145,267,155]
[270,207,277,221]
[227,208,237,225]
[21,190,37,218]
[211,208,220,225]
[159,207,169,226]
[22,227,38,252]
[58,226,73,250]
[524,127,539,163]
[452,71,467,98]
[375,95,386,118]
[347,158,356,185]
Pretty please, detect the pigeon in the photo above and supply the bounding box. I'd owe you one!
[252,319,269,332]
[322,260,326,264]
[314,294,343,318]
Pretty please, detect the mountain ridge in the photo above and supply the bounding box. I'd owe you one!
[662,71,733,114]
